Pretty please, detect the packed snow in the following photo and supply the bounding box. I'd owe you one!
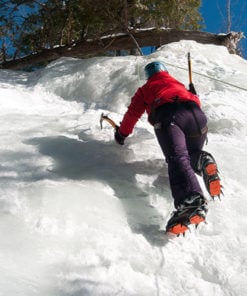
[0,40,247,296]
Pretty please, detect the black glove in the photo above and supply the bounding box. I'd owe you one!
[114,127,127,145]
[188,83,197,95]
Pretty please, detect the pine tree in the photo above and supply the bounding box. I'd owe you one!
[0,0,203,63]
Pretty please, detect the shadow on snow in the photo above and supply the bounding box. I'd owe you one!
[26,131,171,246]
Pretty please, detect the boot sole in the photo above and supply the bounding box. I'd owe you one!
[205,163,221,196]
[209,179,221,196]
[205,163,217,175]
[167,223,189,235]
[167,214,205,235]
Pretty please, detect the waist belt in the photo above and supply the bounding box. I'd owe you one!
[154,122,208,137]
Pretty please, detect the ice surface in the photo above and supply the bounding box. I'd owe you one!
[0,40,247,296]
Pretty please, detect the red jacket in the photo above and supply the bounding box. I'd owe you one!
[119,71,201,136]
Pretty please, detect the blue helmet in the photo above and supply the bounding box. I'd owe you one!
[144,61,168,79]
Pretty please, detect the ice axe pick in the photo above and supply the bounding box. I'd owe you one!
[100,113,118,130]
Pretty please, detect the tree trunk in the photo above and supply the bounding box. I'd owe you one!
[1,29,243,70]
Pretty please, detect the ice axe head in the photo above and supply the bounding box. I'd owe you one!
[100,113,118,130]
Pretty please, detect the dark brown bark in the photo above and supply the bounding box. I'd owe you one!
[1,29,243,70]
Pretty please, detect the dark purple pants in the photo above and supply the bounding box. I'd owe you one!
[154,102,207,208]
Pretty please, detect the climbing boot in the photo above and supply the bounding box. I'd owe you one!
[166,194,208,236]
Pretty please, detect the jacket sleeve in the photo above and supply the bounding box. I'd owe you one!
[119,87,146,136]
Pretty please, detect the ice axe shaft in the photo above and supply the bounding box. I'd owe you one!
[187,52,197,95]
[100,113,118,130]
[188,52,193,84]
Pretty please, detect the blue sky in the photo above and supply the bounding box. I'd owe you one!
[200,0,247,59]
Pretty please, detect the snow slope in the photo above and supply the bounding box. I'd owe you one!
[0,41,247,296]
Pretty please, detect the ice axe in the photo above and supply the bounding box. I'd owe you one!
[187,52,197,95]
[100,113,118,130]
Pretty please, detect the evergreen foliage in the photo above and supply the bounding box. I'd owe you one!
[0,0,203,62]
